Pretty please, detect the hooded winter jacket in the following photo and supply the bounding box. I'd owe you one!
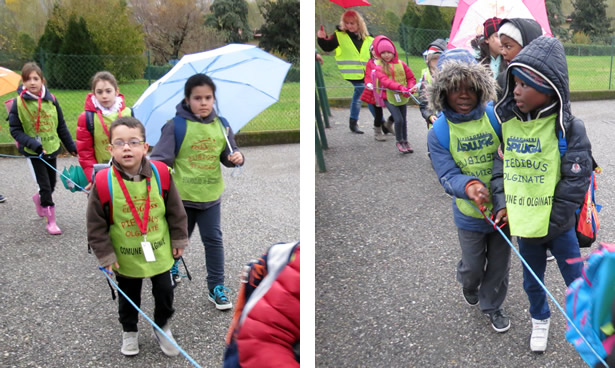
[76,93,130,182]
[426,50,499,232]
[496,18,543,97]
[491,36,593,244]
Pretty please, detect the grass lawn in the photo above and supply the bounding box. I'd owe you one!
[0,80,299,144]
[319,42,615,96]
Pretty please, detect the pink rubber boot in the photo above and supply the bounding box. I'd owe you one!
[32,193,45,217]
[44,206,62,235]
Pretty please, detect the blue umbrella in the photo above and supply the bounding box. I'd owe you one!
[133,44,291,146]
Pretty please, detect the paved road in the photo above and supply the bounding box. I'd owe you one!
[316,101,615,367]
[0,143,299,367]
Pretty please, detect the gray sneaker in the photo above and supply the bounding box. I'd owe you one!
[546,249,555,261]
[153,325,180,356]
[120,331,139,356]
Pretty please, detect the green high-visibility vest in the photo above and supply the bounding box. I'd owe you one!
[173,118,226,202]
[375,60,409,106]
[448,113,501,218]
[17,97,60,155]
[421,68,433,85]
[335,31,373,80]
[93,107,131,163]
[502,114,561,238]
[109,170,173,278]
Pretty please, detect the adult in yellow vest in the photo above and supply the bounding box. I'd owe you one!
[317,10,374,134]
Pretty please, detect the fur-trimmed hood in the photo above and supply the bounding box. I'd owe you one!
[427,50,498,114]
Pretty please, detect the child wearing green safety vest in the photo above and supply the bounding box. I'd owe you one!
[150,73,244,311]
[426,48,512,334]
[77,71,132,190]
[491,36,594,353]
[8,62,77,235]
[86,116,189,357]
[373,35,417,154]
[418,39,446,130]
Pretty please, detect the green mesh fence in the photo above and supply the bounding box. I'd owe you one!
[0,51,299,144]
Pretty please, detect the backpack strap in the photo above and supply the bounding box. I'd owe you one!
[150,160,170,199]
[432,113,450,150]
[85,111,95,138]
[485,102,501,139]
[173,116,187,157]
[95,168,113,224]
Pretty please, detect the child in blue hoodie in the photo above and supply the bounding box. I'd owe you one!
[427,49,511,333]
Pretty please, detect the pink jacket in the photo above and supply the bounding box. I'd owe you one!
[373,35,416,99]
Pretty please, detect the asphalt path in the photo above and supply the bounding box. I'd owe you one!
[316,101,615,367]
[0,143,299,367]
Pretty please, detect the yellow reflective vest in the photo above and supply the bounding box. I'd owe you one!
[335,31,373,80]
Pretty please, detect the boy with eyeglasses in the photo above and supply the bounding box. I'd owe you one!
[86,116,188,357]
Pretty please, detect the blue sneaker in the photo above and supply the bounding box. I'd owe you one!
[208,285,232,310]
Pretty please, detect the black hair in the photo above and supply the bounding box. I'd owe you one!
[184,73,217,100]
[109,116,146,142]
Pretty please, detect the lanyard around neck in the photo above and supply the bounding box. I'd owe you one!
[19,89,43,134]
[112,166,151,237]
[96,108,122,139]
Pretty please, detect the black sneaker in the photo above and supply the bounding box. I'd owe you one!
[489,309,511,333]
[0,194,6,203]
[462,288,479,306]
[208,285,232,310]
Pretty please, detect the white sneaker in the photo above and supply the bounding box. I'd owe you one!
[530,318,550,353]
[153,325,180,356]
[546,249,555,261]
[120,331,139,356]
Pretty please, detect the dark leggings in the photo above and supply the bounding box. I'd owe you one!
[369,104,384,127]
[117,271,175,332]
[29,156,57,207]
[384,101,408,142]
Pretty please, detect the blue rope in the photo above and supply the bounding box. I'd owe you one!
[99,267,202,368]
[0,153,90,193]
[466,200,608,367]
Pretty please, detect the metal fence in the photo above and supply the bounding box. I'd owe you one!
[0,50,299,144]
[317,24,615,94]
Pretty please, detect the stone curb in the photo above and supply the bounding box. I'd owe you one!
[326,90,615,108]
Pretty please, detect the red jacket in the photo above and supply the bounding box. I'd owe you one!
[76,93,127,182]
[373,35,416,99]
[230,244,300,368]
[360,58,378,105]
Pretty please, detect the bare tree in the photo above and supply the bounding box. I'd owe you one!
[130,0,223,64]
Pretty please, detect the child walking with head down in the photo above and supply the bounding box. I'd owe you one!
[150,73,244,311]
[8,62,77,235]
[77,71,132,188]
[86,117,188,357]
[373,35,417,153]
[426,49,512,333]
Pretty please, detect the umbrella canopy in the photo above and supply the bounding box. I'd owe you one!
[61,165,89,193]
[414,0,458,6]
[329,0,371,8]
[448,0,552,50]
[0,67,21,96]
[133,44,291,146]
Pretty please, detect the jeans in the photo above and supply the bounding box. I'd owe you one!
[185,203,225,290]
[117,271,175,332]
[384,101,408,142]
[349,80,365,121]
[518,227,582,320]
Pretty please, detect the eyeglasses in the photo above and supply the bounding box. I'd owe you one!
[110,140,144,148]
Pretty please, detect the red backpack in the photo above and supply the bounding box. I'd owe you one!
[94,160,171,225]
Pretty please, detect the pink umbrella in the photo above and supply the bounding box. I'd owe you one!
[448,0,552,50]
[329,0,371,8]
